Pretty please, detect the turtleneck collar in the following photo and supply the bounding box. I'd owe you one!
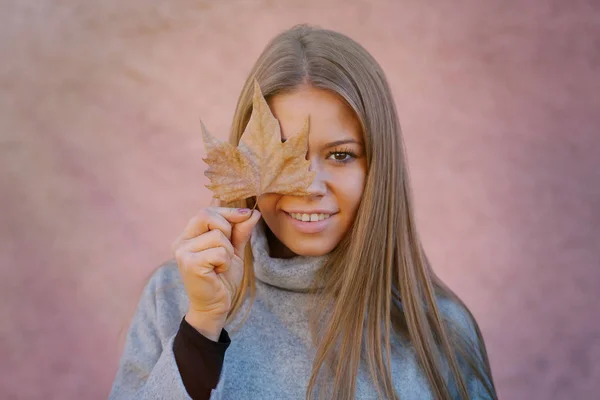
[250,219,328,292]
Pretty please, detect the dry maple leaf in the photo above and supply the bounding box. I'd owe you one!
[201,80,316,204]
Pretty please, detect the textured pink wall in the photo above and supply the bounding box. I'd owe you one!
[1,1,598,399]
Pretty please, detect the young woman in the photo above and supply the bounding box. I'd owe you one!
[109,25,497,400]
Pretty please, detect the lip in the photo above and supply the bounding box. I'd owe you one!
[283,211,337,234]
[284,209,338,215]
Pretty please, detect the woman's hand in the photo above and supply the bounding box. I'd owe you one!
[171,207,261,340]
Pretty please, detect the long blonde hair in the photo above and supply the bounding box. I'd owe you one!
[224,25,497,400]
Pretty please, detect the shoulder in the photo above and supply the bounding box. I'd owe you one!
[145,259,184,294]
[435,295,480,345]
[436,295,497,395]
[140,259,189,329]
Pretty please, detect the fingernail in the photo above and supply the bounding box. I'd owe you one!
[238,208,250,214]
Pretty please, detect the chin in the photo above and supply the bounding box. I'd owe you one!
[284,238,336,257]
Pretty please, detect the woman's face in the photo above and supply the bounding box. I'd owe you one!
[257,85,367,257]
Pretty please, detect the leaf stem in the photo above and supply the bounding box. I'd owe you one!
[251,195,260,212]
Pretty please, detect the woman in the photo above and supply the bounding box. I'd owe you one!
[109,24,497,400]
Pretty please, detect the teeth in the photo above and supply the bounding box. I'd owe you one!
[289,212,332,222]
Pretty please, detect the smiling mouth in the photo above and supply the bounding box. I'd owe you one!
[286,212,334,222]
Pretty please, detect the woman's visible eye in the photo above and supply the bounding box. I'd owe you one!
[326,148,357,164]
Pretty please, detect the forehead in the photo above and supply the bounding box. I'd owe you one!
[267,86,363,143]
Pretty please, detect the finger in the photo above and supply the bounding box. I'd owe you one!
[210,206,257,224]
[179,247,232,275]
[180,207,256,241]
[178,208,230,242]
[231,209,262,256]
[181,229,235,259]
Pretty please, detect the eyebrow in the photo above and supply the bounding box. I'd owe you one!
[281,138,362,148]
[324,139,362,148]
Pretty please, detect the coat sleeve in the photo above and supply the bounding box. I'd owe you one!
[108,267,228,400]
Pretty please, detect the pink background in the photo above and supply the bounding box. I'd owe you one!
[1,1,598,399]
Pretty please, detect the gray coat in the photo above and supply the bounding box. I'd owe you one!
[109,221,493,399]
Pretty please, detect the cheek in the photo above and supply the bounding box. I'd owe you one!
[332,167,366,211]
[257,194,281,217]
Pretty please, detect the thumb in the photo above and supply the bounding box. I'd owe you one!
[231,210,261,256]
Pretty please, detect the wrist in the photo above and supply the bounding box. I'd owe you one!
[184,310,227,342]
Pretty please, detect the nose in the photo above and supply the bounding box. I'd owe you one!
[305,159,327,197]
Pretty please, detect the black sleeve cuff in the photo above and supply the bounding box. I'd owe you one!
[173,317,231,400]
